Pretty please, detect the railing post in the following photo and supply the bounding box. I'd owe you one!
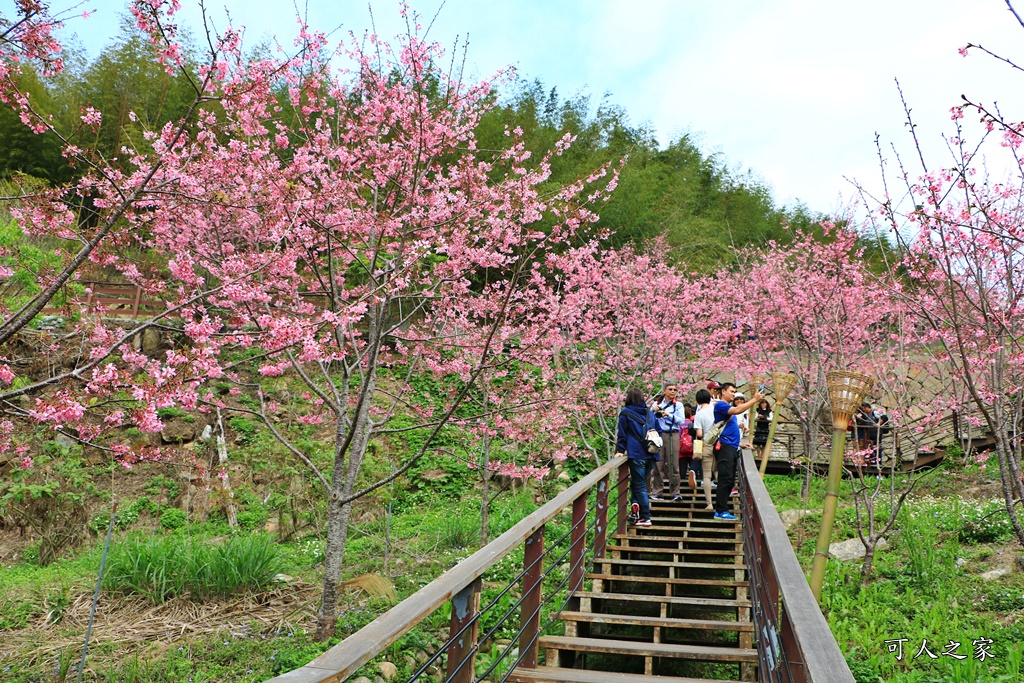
[132,286,143,320]
[615,461,629,536]
[519,527,545,669]
[569,494,587,594]
[445,578,481,683]
[594,473,610,558]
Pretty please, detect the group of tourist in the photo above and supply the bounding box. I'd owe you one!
[615,381,766,526]
[853,401,890,465]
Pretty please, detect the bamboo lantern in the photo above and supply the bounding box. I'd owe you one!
[826,370,874,430]
[810,370,874,602]
[758,371,797,475]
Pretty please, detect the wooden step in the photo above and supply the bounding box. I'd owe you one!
[585,573,747,588]
[650,499,736,508]
[633,527,741,538]
[608,544,744,557]
[557,611,754,632]
[575,591,751,608]
[539,635,758,663]
[612,534,741,545]
[508,665,740,683]
[643,521,740,529]
[648,519,741,528]
[595,558,747,570]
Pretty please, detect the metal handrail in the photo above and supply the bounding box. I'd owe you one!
[264,456,628,683]
[739,449,854,683]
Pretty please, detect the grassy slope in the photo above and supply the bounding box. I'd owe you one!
[767,468,1024,683]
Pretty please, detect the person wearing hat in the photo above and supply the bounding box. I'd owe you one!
[732,392,750,439]
[706,380,722,401]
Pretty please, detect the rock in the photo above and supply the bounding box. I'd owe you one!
[980,566,1012,581]
[379,663,398,681]
[829,537,887,562]
[200,425,213,441]
[161,419,196,444]
[351,677,373,683]
[264,518,279,534]
[141,327,162,353]
[556,472,571,481]
[779,509,814,529]
[956,557,967,567]
[273,573,294,583]
[83,446,106,466]
[415,650,429,666]
[54,432,76,450]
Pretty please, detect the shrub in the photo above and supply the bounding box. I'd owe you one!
[227,416,259,444]
[159,508,187,530]
[236,509,268,531]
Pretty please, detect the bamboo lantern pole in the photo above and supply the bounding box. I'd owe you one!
[809,370,874,602]
[758,371,797,476]
[745,373,762,449]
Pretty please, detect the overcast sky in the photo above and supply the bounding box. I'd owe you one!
[23,0,1024,216]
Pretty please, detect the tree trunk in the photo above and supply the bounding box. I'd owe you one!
[801,420,815,502]
[992,430,1024,545]
[480,382,491,545]
[315,366,378,641]
[860,539,877,586]
[215,408,237,528]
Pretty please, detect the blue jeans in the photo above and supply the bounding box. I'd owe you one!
[629,457,655,520]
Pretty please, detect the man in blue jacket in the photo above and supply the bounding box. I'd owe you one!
[712,383,763,520]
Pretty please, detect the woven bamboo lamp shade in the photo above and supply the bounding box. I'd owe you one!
[770,371,797,401]
[826,370,874,430]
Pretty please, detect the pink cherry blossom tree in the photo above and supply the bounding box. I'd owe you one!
[858,70,1024,544]
[849,308,965,584]
[0,0,228,460]
[3,3,617,636]
[694,225,894,500]
[555,242,692,460]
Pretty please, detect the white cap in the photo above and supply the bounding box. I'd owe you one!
[734,392,745,400]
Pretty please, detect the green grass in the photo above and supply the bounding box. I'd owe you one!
[763,466,1024,683]
[103,533,285,603]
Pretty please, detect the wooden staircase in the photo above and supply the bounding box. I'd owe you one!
[509,491,757,683]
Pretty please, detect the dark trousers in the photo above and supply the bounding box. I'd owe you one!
[715,444,739,514]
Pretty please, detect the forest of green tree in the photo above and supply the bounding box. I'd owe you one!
[0,19,823,269]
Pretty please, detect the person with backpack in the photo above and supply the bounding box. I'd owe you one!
[615,387,659,527]
[678,403,695,483]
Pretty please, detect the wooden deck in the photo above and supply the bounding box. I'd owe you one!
[509,494,756,683]
[264,453,855,683]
